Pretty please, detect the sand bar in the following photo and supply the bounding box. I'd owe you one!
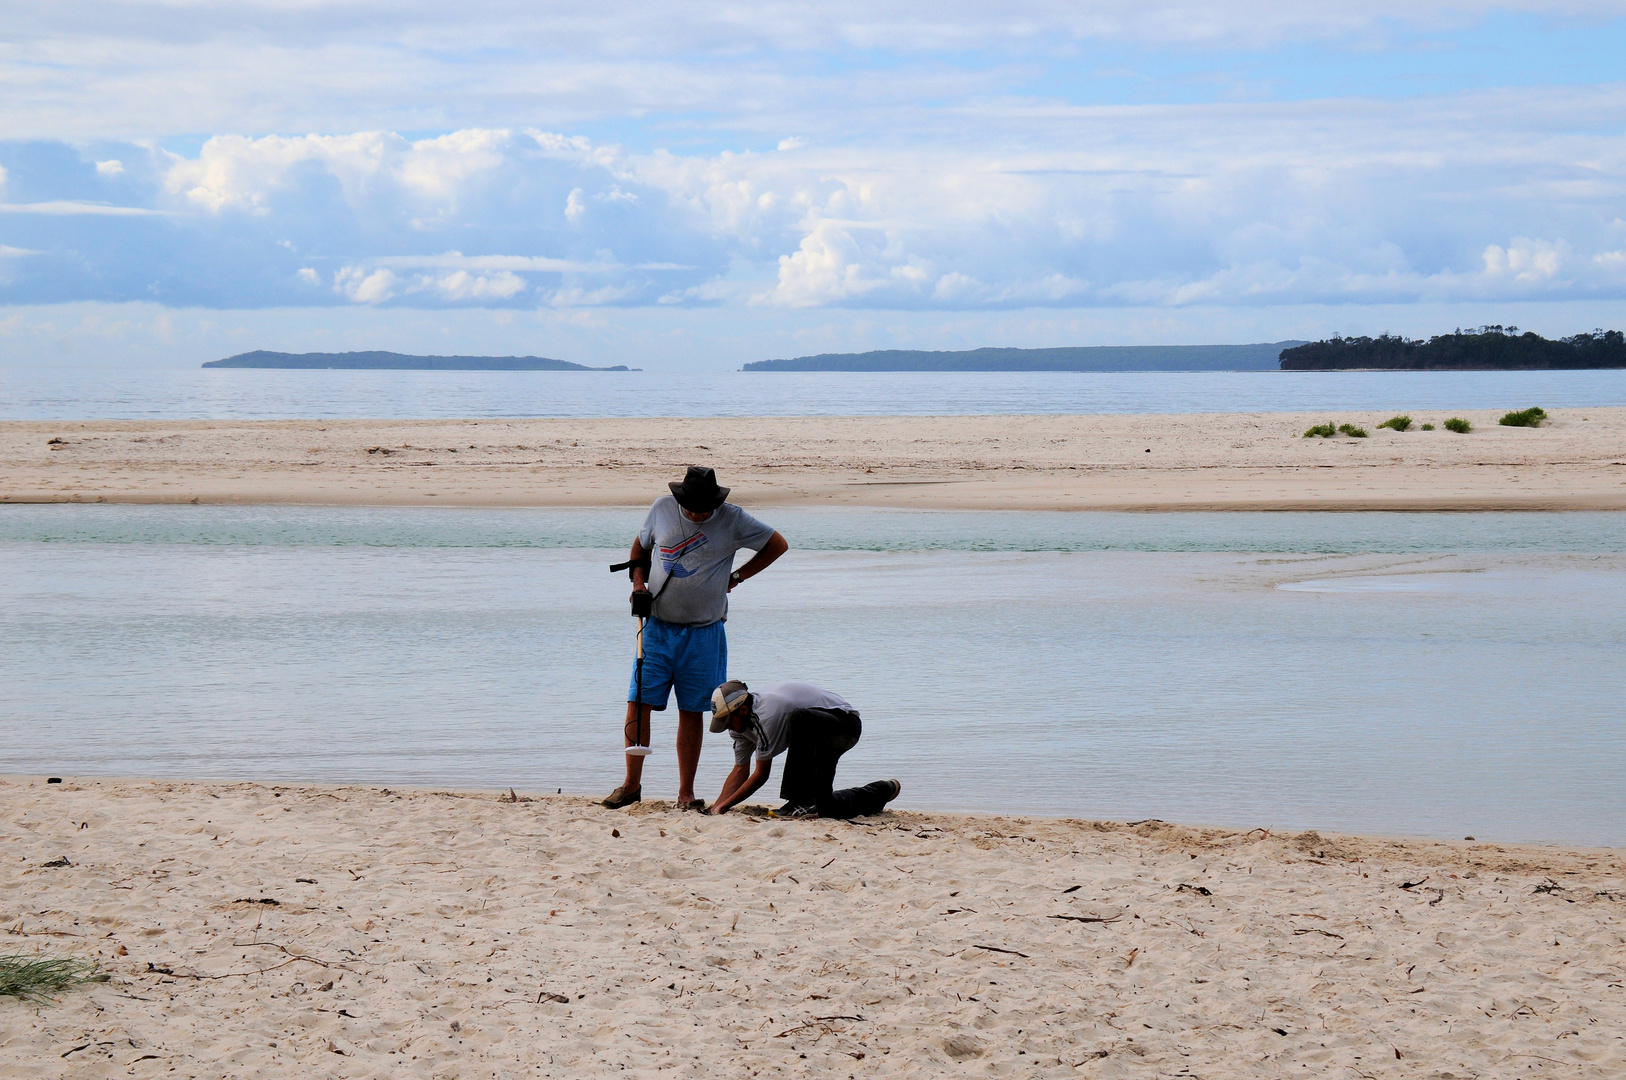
[3,778,1623,1077]
[4,408,1625,510]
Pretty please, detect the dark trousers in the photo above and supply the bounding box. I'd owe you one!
[778,708,893,819]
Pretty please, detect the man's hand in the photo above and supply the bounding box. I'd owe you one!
[729,532,788,592]
[711,758,771,815]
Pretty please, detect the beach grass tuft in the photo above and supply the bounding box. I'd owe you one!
[0,955,108,1003]
[1499,407,1547,428]
[1337,423,1368,438]
[1421,423,1435,430]
[1303,422,1337,438]
[1443,417,1472,433]
[1377,415,1412,431]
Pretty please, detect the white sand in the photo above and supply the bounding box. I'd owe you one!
[5,408,1626,510]
[4,778,1623,1077]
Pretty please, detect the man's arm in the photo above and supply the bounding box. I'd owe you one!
[711,757,772,814]
[629,536,648,593]
[728,531,788,591]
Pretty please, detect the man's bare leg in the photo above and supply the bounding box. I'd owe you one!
[676,710,703,804]
[621,701,653,792]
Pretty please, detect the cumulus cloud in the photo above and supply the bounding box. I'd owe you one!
[1482,238,1566,283]
[333,266,398,303]
[3,52,1626,316]
[95,159,124,176]
[163,130,517,214]
[565,188,587,223]
[408,270,527,301]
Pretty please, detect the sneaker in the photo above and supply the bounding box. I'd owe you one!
[601,785,641,809]
[883,780,902,805]
[771,804,820,820]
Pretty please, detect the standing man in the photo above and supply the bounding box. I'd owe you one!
[602,466,788,811]
[706,679,901,819]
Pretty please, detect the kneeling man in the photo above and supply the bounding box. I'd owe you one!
[707,679,900,819]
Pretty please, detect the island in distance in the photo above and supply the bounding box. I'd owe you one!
[743,342,1301,372]
[204,351,634,371]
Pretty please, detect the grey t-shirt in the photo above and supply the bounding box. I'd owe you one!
[638,496,775,626]
[732,681,856,767]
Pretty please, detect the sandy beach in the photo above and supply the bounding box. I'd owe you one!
[4,408,1625,510]
[3,778,1623,1078]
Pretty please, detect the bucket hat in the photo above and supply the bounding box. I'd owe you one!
[670,466,730,513]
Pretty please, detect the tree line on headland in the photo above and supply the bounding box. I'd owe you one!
[1278,327,1626,370]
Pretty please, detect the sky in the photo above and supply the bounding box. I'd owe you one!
[2,0,1625,370]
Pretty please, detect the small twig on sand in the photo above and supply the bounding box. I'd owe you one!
[973,945,1029,958]
[1047,915,1121,925]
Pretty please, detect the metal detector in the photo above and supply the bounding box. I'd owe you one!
[610,554,656,756]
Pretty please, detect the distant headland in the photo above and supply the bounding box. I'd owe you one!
[1279,328,1626,370]
[742,343,1303,372]
[203,351,634,371]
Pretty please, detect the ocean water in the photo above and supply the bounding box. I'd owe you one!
[3,366,1625,419]
[3,505,1623,847]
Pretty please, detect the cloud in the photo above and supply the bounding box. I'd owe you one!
[1482,238,1565,283]
[163,130,518,214]
[0,200,169,215]
[408,270,527,301]
[4,73,1626,313]
[95,159,124,176]
[333,266,398,303]
[0,244,40,256]
[565,187,587,223]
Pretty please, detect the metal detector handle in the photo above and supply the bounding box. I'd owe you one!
[609,555,652,577]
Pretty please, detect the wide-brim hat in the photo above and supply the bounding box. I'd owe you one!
[670,465,730,513]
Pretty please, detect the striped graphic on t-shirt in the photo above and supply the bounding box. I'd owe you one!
[659,532,709,576]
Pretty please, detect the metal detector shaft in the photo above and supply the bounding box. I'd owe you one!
[613,553,655,756]
[626,613,653,756]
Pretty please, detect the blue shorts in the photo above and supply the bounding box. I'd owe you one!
[628,618,727,713]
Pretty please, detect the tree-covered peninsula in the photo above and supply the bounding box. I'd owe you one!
[1279,327,1625,370]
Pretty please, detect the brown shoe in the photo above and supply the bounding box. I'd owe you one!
[602,785,641,809]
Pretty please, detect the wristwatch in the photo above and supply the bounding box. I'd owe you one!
[729,571,743,587]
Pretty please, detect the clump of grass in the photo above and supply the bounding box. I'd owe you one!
[1499,406,1547,428]
[0,955,108,1003]
[1443,417,1472,433]
[1303,422,1337,438]
[1377,415,1412,431]
[1421,423,1435,430]
[1337,423,1368,438]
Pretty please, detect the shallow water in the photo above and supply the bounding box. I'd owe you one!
[4,366,1625,419]
[2,506,1623,847]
